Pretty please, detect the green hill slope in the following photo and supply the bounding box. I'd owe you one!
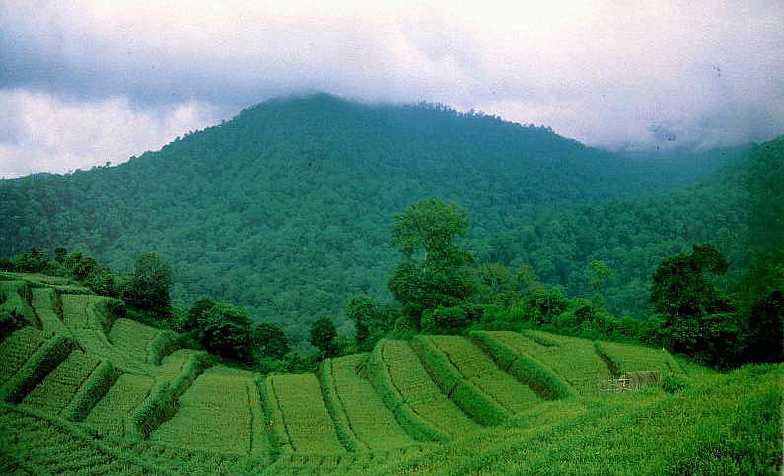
[0,94,752,337]
[0,274,780,475]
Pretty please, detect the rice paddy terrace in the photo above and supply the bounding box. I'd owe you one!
[0,272,780,475]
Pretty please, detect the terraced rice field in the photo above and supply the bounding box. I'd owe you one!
[0,327,47,386]
[321,353,416,450]
[61,295,152,372]
[86,373,155,436]
[0,404,168,475]
[486,330,611,396]
[265,373,345,453]
[150,369,268,458]
[31,287,70,336]
[109,319,165,365]
[22,350,100,415]
[424,335,540,414]
[374,340,480,439]
[0,280,36,324]
[594,340,683,375]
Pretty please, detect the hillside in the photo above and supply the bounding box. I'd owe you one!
[0,272,780,475]
[0,94,751,338]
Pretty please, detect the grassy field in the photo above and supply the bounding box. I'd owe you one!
[420,335,540,415]
[321,353,417,451]
[264,373,345,453]
[484,330,612,396]
[150,369,269,458]
[0,276,780,475]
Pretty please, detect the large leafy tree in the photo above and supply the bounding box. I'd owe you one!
[388,198,475,324]
[253,322,290,359]
[651,244,738,366]
[123,252,173,315]
[199,303,253,361]
[309,317,338,358]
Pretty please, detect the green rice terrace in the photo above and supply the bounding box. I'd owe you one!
[0,272,781,475]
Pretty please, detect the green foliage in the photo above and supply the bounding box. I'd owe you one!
[469,331,575,400]
[264,373,345,453]
[123,252,173,315]
[389,198,476,323]
[0,334,74,404]
[253,322,290,360]
[310,317,338,358]
[198,303,253,361]
[524,286,568,324]
[0,308,26,341]
[62,359,118,422]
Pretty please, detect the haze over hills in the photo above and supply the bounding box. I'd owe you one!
[0,94,756,340]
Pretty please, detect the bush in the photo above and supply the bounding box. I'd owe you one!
[524,287,568,324]
[198,303,253,361]
[0,309,26,341]
[253,322,290,359]
[310,317,338,358]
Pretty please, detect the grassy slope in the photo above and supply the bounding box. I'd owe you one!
[0,274,780,475]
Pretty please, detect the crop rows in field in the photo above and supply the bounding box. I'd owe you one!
[109,318,169,365]
[151,369,268,458]
[425,335,540,415]
[31,287,70,336]
[265,373,345,453]
[0,281,37,325]
[61,295,152,372]
[489,330,611,396]
[371,340,479,441]
[22,349,100,416]
[594,340,682,376]
[86,373,155,436]
[0,403,170,475]
[321,353,416,451]
[0,327,47,386]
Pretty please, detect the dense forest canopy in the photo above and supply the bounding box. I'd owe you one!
[0,94,764,342]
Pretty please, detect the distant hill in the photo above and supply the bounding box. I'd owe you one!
[0,94,751,338]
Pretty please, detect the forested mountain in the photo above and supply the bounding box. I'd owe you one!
[0,94,755,341]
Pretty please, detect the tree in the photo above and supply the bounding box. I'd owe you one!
[388,198,475,325]
[651,244,737,366]
[182,298,215,333]
[310,317,338,358]
[199,302,252,361]
[253,322,290,359]
[587,259,611,307]
[123,252,173,315]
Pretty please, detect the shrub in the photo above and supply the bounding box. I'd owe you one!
[253,322,290,359]
[198,302,252,361]
[310,317,338,358]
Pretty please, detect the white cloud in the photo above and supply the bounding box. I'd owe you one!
[0,90,220,178]
[1,0,783,175]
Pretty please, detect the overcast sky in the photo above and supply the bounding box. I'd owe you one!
[1,1,783,178]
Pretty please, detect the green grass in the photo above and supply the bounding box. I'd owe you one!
[365,364,782,475]
[0,327,47,387]
[0,281,36,326]
[491,330,612,396]
[30,287,70,336]
[1,284,780,475]
[321,353,416,451]
[21,349,100,416]
[367,339,480,441]
[422,335,541,415]
[62,295,153,373]
[150,369,269,458]
[470,330,575,400]
[264,373,345,453]
[108,318,168,365]
[594,339,682,376]
[85,373,155,436]
[0,403,175,475]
